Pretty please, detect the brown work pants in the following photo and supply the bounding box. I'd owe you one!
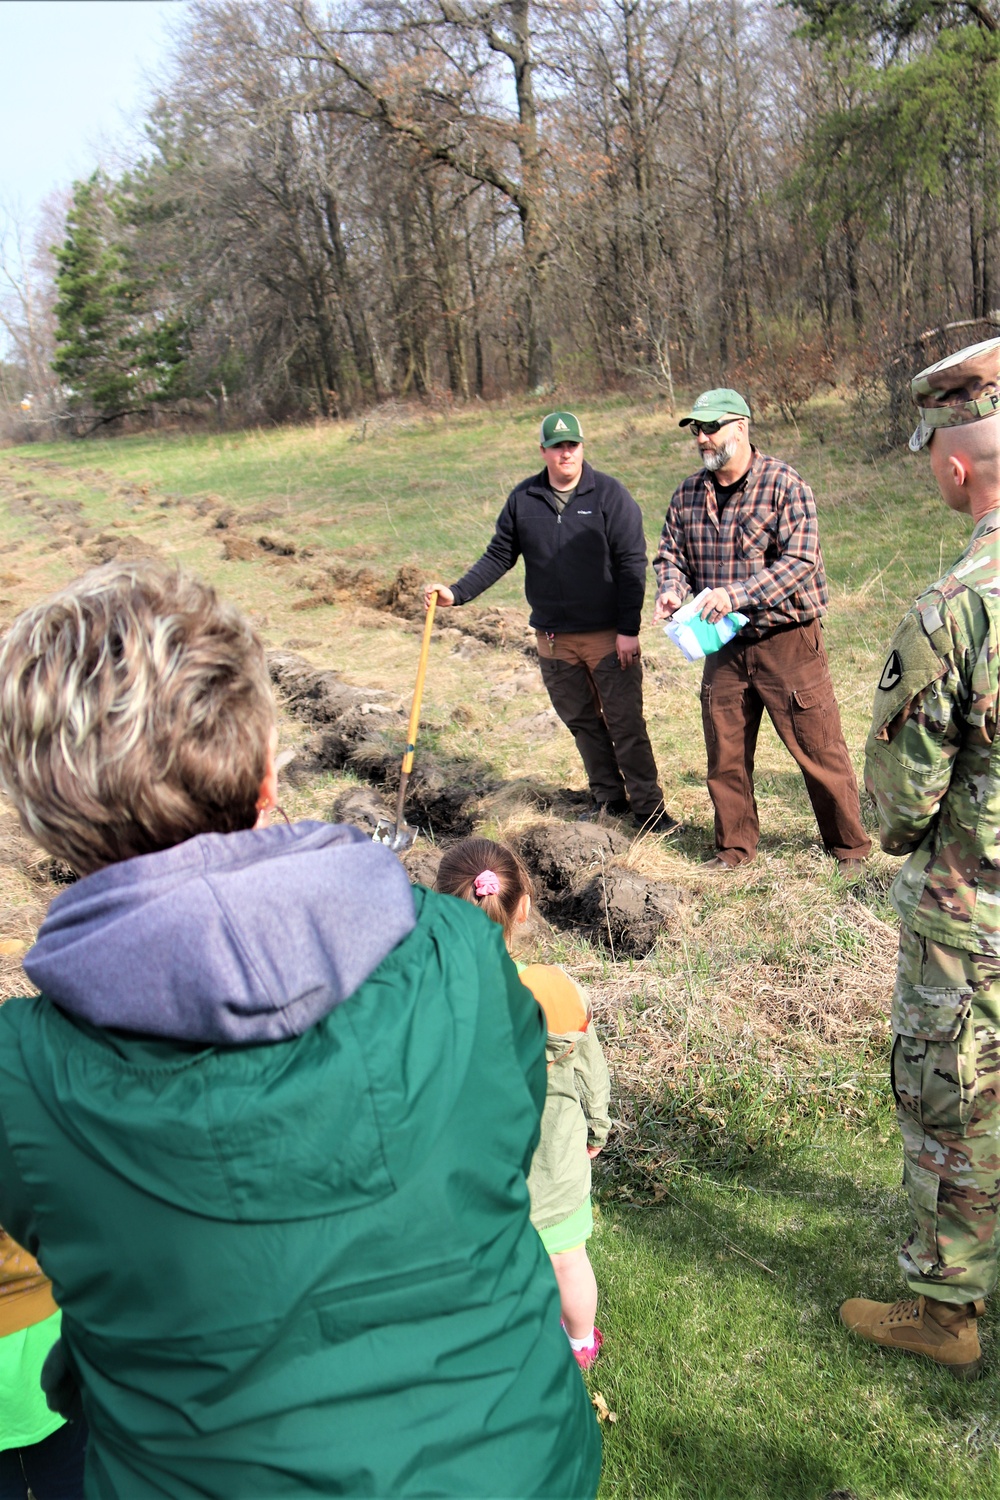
[536,629,664,820]
[699,619,871,866]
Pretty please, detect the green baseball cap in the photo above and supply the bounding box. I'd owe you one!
[678,388,751,427]
[540,411,584,447]
[909,336,1000,451]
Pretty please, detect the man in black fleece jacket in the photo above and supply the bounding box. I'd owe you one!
[424,412,672,831]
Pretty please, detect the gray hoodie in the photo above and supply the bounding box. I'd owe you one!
[25,821,416,1045]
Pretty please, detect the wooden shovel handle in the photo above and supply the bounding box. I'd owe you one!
[401,591,437,776]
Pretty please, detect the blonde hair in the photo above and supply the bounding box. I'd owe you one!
[435,837,533,941]
[0,561,275,874]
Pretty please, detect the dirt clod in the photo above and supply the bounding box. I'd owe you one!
[515,821,683,956]
[270,652,391,727]
[257,535,296,556]
[385,564,427,619]
[221,535,260,562]
[330,786,395,835]
[400,844,444,888]
[517,821,631,893]
[87,534,161,565]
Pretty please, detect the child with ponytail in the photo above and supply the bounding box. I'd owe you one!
[436,837,611,1371]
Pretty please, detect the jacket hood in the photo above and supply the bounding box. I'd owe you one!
[25,821,416,1045]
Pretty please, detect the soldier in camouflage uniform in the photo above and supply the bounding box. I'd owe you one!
[841,338,1000,1379]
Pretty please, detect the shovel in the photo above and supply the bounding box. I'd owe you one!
[373,589,438,853]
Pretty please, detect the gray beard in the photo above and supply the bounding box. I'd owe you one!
[702,440,737,472]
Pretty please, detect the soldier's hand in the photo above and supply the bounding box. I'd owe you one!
[425,583,454,609]
[698,587,734,624]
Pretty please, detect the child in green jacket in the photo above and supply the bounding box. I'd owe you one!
[437,838,612,1370]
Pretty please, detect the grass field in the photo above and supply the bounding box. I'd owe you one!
[0,394,995,1499]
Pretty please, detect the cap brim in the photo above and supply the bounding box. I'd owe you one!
[678,411,744,428]
[908,420,932,453]
[541,436,582,447]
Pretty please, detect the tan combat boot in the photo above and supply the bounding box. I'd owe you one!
[839,1294,985,1380]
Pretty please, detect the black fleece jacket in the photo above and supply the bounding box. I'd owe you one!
[450,462,648,634]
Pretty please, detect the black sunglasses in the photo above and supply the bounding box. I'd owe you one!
[689,417,741,437]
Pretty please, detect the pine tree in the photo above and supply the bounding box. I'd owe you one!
[52,173,189,425]
[52,175,137,418]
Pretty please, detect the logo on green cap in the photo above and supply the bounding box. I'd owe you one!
[541,411,583,447]
[678,388,751,427]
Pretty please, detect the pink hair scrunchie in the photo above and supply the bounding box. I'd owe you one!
[474,870,501,898]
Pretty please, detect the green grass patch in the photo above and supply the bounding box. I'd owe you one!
[641,1043,886,1175]
[593,1125,1000,1499]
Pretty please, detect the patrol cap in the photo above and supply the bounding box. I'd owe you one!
[909,335,1000,452]
[540,411,583,447]
[678,388,751,427]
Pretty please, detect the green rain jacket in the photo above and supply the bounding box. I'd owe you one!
[0,826,600,1500]
[866,508,1000,956]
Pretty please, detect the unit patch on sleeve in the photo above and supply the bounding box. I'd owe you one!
[878,650,903,692]
[870,607,951,734]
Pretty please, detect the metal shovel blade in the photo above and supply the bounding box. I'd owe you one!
[372,817,418,853]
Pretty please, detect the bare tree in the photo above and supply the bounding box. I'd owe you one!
[0,195,69,435]
[289,0,559,390]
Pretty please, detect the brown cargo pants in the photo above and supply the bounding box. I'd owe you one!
[536,629,664,821]
[699,619,871,865]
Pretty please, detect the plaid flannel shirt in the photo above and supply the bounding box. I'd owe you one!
[652,449,828,635]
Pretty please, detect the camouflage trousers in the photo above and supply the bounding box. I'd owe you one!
[892,926,1000,1305]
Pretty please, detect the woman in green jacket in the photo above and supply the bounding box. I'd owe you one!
[0,561,600,1500]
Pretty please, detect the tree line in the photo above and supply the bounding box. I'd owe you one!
[3,0,1000,441]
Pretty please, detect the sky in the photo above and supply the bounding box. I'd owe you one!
[0,0,185,221]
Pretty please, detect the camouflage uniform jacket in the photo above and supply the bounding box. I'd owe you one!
[865,508,1000,956]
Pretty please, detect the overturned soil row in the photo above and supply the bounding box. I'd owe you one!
[284,559,537,658]
[269,651,493,843]
[269,650,686,957]
[0,464,530,663]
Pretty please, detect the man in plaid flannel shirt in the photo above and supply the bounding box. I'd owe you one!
[652,388,870,874]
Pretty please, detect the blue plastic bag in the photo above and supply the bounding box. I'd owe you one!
[663,590,748,661]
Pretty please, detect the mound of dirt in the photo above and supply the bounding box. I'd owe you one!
[516,821,630,893]
[330,786,394,835]
[285,556,536,654]
[87,534,162,565]
[269,652,389,727]
[574,864,682,956]
[400,844,444,889]
[515,821,684,956]
[221,535,260,562]
[385,564,426,619]
[453,606,536,654]
[289,563,389,611]
[257,534,297,557]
